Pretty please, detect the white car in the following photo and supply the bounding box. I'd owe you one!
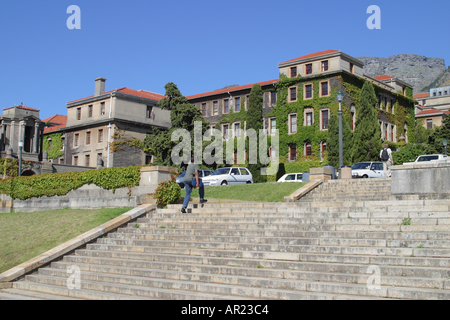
[202,167,253,186]
[351,162,384,178]
[415,154,448,163]
[277,173,303,183]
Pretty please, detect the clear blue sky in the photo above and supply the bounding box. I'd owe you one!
[0,0,449,120]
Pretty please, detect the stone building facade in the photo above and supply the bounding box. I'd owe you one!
[44,78,171,168]
[187,49,416,161]
[0,105,45,175]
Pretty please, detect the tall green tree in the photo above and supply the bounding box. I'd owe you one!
[426,115,450,154]
[351,81,382,162]
[415,119,433,144]
[247,84,263,132]
[246,84,265,183]
[327,112,353,168]
[144,82,209,167]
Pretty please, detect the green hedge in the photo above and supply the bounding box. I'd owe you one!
[0,166,141,200]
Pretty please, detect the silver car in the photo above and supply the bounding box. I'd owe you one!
[202,167,253,186]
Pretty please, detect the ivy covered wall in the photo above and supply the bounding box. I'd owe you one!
[42,132,65,160]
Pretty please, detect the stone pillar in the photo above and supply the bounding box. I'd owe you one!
[9,121,15,153]
[18,120,25,153]
[140,166,177,187]
[137,166,178,205]
[96,156,104,169]
[33,122,39,153]
[0,122,4,152]
[309,167,333,183]
[341,167,352,179]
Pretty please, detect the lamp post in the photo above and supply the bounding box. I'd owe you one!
[18,140,24,176]
[444,139,448,156]
[336,92,344,177]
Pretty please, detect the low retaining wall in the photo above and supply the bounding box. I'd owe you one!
[391,161,450,196]
[0,166,177,213]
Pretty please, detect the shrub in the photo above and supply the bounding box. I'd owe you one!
[0,166,141,200]
[151,175,181,208]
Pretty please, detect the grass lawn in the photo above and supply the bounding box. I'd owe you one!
[181,182,306,203]
[0,207,132,275]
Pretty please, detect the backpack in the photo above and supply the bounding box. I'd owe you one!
[381,148,389,161]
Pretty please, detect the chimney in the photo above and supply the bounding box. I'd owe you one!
[94,77,106,96]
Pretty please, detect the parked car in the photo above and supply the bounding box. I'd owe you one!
[176,170,213,188]
[201,167,253,186]
[351,162,384,178]
[415,154,448,163]
[277,173,303,183]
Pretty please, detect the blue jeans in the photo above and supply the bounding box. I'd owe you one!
[182,179,205,209]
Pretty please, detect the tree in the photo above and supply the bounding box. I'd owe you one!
[247,84,263,132]
[426,115,450,154]
[144,82,210,167]
[246,84,265,183]
[351,81,382,162]
[415,119,433,144]
[327,112,353,168]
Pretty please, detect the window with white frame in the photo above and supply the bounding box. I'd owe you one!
[304,108,314,127]
[289,114,297,134]
[321,109,329,130]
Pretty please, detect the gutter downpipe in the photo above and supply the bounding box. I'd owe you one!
[106,92,114,168]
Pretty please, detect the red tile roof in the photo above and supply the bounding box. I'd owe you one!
[42,114,67,134]
[3,105,40,112]
[416,108,450,116]
[279,49,340,65]
[373,75,395,81]
[42,114,67,124]
[67,87,166,104]
[187,79,279,100]
[413,92,430,99]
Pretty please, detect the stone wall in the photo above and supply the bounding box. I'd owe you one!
[391,160,450,196]
[0,166,177,213]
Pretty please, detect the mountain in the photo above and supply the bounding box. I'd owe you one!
[356,54,449,94]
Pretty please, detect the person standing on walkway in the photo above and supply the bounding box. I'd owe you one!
[181,156,207,213]
[380,142,393,178]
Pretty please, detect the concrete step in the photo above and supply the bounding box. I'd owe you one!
[126,221,450,233]
[62,253,450,282]
[72,247,450,269]
[133,217,449,227]
[115,227,450,241]
[97,235,450,250]
[88,240,450,258]
[20,273,355,300]
[149,210,450,220]
[49,259,450,291]
[11,281,153,300]
[0,288,83,300]
[31,260,449,299]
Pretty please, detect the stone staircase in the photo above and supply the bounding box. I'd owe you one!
[1,179,450,300]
